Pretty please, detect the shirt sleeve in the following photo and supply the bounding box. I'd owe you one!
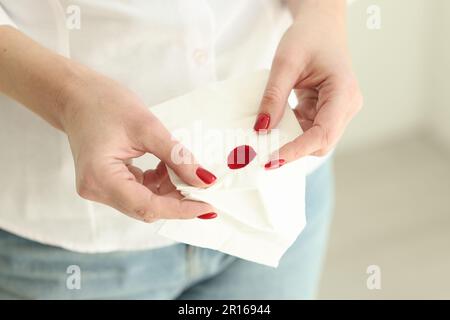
[0,5,17,28]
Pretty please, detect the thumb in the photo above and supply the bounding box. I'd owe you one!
[254,55,300,133]
[143,119,217,188]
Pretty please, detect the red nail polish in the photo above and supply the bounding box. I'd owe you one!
[197,212,217,219]
[264,159,286,170]
[196,167,216,184]
[253,113,270,132]
[227,145,257,170]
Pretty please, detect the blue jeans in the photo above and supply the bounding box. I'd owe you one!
[0,161,334,299]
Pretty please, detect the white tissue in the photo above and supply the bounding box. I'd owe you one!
[150,70,321,267]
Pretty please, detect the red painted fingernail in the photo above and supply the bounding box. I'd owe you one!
[253,113,270,132]
[264,159,286,170]
[196,167,216,184]
[227,145,257,170]
[197,212,217,219]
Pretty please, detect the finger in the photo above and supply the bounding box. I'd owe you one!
[294,88,319,121]
[162,190,220,219]
[294,88,319,132]
[143,162,178,196]
[156,176,177,195]
[126,164,144,184]
[293,112,314,132]
[277,125,326,163]
[143,161,168,192]
[254,51,303,133]
[101,169,216,222]
[142,119,217,188]
[268,86,350,165]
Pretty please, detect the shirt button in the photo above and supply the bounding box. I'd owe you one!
[193,49,209,66]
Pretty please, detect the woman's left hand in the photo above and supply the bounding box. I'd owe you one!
[254,0,363,169]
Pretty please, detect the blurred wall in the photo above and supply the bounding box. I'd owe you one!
[430,0,450,151]
[340,0,447,153]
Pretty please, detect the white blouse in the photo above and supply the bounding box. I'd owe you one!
[0,0,297,252]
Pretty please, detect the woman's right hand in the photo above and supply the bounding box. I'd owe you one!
[0,26,216,222]
[59,71,218,222]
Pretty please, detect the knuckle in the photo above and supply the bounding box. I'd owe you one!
[275,53,297,70]
[76,171,97,199]
[315,151,326,157]
[141,211,159,223]
[135,114,155,135]
[262,85,284,107]
[132,112,160,142]
[314,148,330,157]
[76,183,90,199]
[132,207,159,223]
[138,193,161,222]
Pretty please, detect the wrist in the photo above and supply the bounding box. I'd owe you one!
[0,27,94,132]
[56,63,84,132]
[288,0,346,23]
[57,62,98,133]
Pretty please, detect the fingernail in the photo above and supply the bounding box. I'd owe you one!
[264,159,286,170]
[197,212,218,220]
[196,167,216,184]
[227,145,257,170]
[253,113,270,132]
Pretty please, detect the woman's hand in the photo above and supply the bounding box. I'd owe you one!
[0,26,217,222]
[254,0,363,168]
[60,72,218,222]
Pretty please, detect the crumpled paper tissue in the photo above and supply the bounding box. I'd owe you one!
[150,70,322,267]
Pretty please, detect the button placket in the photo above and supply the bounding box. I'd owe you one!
[192,48,209,66]
[179,0,216,83]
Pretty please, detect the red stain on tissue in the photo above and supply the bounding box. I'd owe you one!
[227,145,257,169]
